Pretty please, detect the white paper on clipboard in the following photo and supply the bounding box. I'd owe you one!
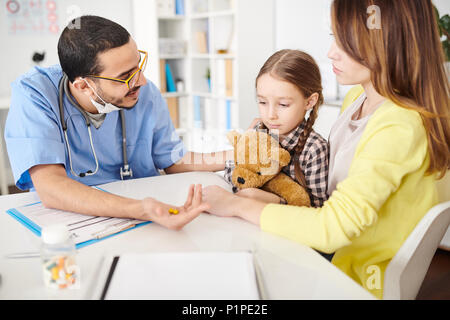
[93,251,263,300]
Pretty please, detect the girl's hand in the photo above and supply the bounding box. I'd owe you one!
[236,188,283,204]
[247,118,262,130]
[202,185,239,217]
[141,184,209,230]
[203,186,267,226]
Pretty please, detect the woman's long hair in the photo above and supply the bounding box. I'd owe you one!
[331,0,450,178]
[256,50,324,187]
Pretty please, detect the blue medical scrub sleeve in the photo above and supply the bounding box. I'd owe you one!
[151,92,187,170]
[5,79,66,190]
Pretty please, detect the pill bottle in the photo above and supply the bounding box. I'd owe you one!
[41,224,79,289]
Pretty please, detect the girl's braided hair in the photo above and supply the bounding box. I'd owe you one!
[256,50,324,187]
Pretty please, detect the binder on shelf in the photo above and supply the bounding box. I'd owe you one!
[157,0,175,16]
[216,59,226,96]
[226,100,232,130]
[159,38,186,56]
[165,62,177,92]
[204,98,216,130]
[193,96,203,129]
[225,59,233,97]
[175,0,185,15]
[195,31,208,54]
[178,96,190,129]
[160,59,167,93]
[166,97,179,128]
[216,59,233,98]
[217,99,227,132]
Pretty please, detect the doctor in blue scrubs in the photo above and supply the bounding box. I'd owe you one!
[4,16,231,230]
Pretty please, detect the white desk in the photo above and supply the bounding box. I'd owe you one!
[0,97,10,196]
[0,172,375,300]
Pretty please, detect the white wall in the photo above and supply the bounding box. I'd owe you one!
[275,0,450,102]
[275,0,344,102]
[236,0,275,130]
[434,0,450,15]
[275,0,345,140]
[0,0,134,97]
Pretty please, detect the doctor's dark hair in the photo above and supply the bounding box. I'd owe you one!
[57,15,130,82]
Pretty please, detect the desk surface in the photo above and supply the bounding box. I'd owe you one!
[0,172,375,300]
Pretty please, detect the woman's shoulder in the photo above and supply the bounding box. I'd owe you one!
[341,85,365,113]
[359,101,428,158]
[371,100,425,133]
[341,86,424,134]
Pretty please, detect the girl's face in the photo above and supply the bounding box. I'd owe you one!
[256,73,317,136]
[327,40,371,85]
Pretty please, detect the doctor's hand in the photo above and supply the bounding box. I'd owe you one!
[141,184,210,230]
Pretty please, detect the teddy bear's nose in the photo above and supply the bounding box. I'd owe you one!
[237,177,246,184]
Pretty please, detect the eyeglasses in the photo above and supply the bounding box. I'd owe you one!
[86,50,148,90]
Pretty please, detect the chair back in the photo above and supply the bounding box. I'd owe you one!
[383,201,450,300]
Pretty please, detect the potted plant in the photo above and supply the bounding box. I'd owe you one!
[205,67,211,92]
[434,6,450,73]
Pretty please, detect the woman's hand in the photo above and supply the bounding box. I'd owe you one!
[202,185,240,217]
[141,184,209,230]
[202,185,267,225]
[236,188,283,204]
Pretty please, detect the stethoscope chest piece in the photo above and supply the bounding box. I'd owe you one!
[120,164,133,180]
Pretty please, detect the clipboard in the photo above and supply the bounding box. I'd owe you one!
[5,201,151,249]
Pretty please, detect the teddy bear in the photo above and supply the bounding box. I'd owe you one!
[227,130,311,207]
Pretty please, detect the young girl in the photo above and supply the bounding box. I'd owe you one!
[224,50,329,208]
[203,0,449,299]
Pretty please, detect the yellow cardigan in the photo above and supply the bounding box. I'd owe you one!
[260,85,438,299]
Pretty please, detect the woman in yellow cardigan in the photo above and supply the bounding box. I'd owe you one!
[202,0,450,299]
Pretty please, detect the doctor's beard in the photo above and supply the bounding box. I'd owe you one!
[95,85,142,109]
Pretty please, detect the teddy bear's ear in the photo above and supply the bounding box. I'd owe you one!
[260,160,282,176]
[266,135,291,167]
[227,131,241,147]
[278,148,291,167]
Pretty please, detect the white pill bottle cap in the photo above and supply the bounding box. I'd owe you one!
[41,224,71,245]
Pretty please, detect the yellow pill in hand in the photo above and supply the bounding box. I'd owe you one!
[169,208,179,215]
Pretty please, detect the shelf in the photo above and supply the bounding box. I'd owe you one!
[160,54,187,60]
[158,15,186,21]
[162,92,236,101]
[190,53,235,59]
[190,10,235,19]
[134,0,275,150]
[162,92,189,98]
[191,92,236,101]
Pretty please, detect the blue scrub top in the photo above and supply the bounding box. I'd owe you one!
[5,65,186,190]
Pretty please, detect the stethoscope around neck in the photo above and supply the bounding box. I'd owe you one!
[58,73,133,180]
